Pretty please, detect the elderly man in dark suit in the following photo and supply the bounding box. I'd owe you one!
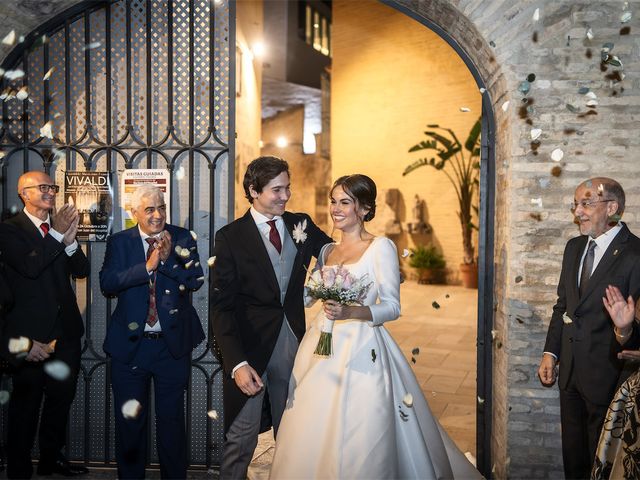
[538,177,640,479]
[0,170,90,479]
[211,156,331,479]
[100,184,205,479]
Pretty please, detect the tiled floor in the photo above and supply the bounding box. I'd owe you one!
[248,282,478,479]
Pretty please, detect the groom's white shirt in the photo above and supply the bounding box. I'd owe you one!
[230,206,285,378]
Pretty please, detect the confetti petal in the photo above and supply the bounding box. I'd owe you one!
[402,249,411,258]
[501,100,510,112]
[8,336,31,354]
[207,409,219,420]
[15,86,28,100]
[122,399,142,419]
[44,360,70,381]
[4,69,25,80]
[586,27,594,40]
[479,87,486,94]
[196,276,205,282]
[190,230,198,241]
[530,128,542,141]
[169,309,178,314]
[179,284,186,292]
[530,197,543,207]
[532,8,540,22]
[432,301,440,309]
[128,322,139,330]
[478,396,485,404]
[585,91,597,100]
[411,347,420,356]
[40,121,54,139]
[2,30,16,46]
[551,148,564,162]
[371,349,376,363]
[621,11,632,23]
[0,391,10,405]
[184,260,194,269]
[403,393,414,408]
[175,165,186,181]
[491,329,497,340]
[207,256,216,267]
[43,67,56,81]
[83,41,101,51]
[459,106,471,112]
[586,99,598,107]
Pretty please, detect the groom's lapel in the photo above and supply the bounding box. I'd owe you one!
[239,210,280,296]
[283,212,305,300]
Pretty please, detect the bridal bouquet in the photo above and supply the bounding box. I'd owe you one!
[306,265,372,356]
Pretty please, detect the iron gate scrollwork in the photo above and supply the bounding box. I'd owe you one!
[0,0,234,468]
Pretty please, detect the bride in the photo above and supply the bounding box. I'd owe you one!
[269,174,481,479]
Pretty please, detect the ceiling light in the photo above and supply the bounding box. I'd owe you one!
[276,136,288,148]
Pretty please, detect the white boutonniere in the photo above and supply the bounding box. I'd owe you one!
[292,219,308,244]
[562,313,573,324]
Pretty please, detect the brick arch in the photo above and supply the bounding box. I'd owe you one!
[382,1,511,476]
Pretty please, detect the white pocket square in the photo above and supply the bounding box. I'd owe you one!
[562,313,573,324]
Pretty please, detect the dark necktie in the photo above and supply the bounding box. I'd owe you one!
[145,238,159,327]
[267,219,282,254]
[579,240,596,297]
[40,222,50,236]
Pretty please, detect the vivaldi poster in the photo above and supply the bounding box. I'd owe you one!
[121,169,171,230]
[64,171,113,241]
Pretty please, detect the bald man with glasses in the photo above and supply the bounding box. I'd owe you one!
[538,177,640,479]
[0,170,89,478]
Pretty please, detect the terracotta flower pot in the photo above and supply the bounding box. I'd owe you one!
[459,263,478,289]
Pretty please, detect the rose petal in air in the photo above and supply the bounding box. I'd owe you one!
[2,30,16,46]
[207,256,216,267]
[8,336,31,354]
[128,322,139,331]
[403,393,414,408]
[44,360,70,381]
[551,149,564,162]
[122,399,142,419]
[190,230,198,241]
[207,409,219,420]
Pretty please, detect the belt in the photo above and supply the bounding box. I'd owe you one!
[142,331,164,339]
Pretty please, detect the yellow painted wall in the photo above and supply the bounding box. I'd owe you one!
[332,0,481,282]
[235,0,263,217]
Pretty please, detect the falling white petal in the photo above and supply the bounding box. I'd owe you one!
[122,399,142,419]
[179,284,186,292]
[83,41,101,51]
[2,30,16,46]
[479,87,486,94]
[621,11,632,23]
[197,276,205,282]
[184,260,194,269]
[44,360,70,381]
[207,256,216,267]
[586,27,594,40]
[501,100,510,112]
[207,409,219,420]
[402,249,411,258]
[533,8,540,22]
[403,393,414,408]
[175,165,186,181]
[15,86,28,100]
[530,197,543,208]
[0,391,10,405]
[477,396,485,404]
[530,128,542,141]
[128,322,139,331]
[169,309,178,314]
[491,330,497,340]
[586,99,598,107]
[165,289,171,294]
[8,336,30,353]
[190,230,198,241]
[551,149,564,162]
[459,106,471,112]
[174,245,184,257]
[40,121,54,139]
[4,69,25,80]
[43,67,56,81]
[585,91,597,99]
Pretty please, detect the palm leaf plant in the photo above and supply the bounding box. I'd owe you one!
[403,117,481,265]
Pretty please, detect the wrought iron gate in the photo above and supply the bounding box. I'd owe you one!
[0,0,233,468]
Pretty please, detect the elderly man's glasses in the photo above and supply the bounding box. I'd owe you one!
[570,199,613,211]
[23,184,60,194]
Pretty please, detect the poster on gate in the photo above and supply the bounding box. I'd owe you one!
[120,169,171,230]
[64,171,113,242]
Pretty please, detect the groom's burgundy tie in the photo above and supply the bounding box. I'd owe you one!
[267,219,282,254]
[579,240,596,297]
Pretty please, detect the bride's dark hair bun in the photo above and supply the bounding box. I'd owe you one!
[331,174,377,222]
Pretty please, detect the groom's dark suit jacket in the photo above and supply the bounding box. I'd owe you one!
[544,223,640,406]
[210,210,331,431]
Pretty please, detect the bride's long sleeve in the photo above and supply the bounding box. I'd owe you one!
[369,237,401,326]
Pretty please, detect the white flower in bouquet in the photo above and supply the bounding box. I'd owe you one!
[305,264,372,357]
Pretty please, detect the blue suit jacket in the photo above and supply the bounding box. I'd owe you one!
[100,224,205,363]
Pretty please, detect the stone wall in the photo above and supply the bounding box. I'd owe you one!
[391,0,640,478]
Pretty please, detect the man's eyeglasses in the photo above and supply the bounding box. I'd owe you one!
[570,199,613,211]
[23,184,60,194]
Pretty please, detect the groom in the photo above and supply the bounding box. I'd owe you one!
[211,156,331,479]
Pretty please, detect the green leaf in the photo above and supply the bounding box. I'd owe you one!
[423,131,454,151]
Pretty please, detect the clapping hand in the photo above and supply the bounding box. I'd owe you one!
[157,230,172,262]
[603,285,635,330]
[51,204,79,235]
[62,216,79,245]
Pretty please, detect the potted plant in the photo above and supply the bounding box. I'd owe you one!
[403,117,481,288]
[408,245,446,284]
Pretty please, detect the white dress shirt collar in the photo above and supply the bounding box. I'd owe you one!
[249,206,281,226]
[23,207,50,232]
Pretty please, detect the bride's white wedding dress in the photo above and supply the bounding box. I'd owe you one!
[269,237,482,479]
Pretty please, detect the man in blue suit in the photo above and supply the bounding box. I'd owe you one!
[100,185,205,479]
